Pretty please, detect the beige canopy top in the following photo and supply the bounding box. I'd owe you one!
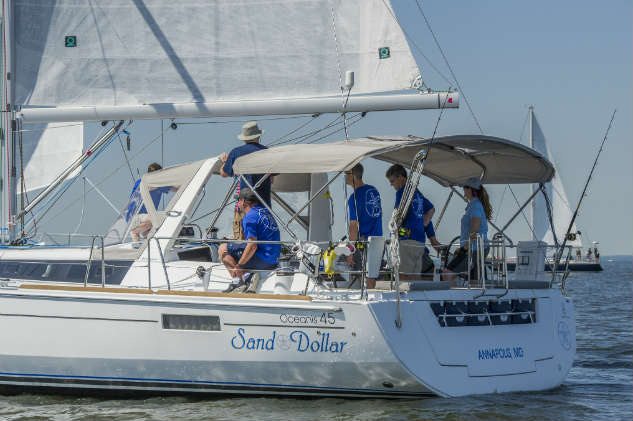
[233,135,555,187]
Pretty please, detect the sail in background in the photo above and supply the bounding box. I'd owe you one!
[14,0,421,110]
[530,111,582,248]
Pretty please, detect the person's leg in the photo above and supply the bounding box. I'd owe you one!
[219,243,238,269]
[398,240,423,281]
[131,218,153,241]
[241,256,277,293]
[443,248,468,286]
[221,243,248,292]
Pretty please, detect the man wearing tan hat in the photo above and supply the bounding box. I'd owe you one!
[220,121,272,239]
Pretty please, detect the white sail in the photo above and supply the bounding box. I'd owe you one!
[14,0,421,115]
[530,110,582,248]
[19,122,84,193]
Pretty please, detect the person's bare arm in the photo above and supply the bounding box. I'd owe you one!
[219,152,230,178]
[348,221,359,241]
[423,207,435,227]
[428,235,442,253]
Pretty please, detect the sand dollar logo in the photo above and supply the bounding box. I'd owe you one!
[365,189,382,218]
[276,334,291,350]
[412,194,425,217]
[557,321,571,351]
[258,209,279,232]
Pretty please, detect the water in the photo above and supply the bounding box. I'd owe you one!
[0,256,630,421]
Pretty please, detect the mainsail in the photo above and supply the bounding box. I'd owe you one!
[12,0,451,122]
[2,0,459,237]
[530,108,582,248]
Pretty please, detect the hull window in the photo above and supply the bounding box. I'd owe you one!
[162,314,221,331]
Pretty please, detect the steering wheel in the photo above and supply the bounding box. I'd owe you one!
[441,235,461,269]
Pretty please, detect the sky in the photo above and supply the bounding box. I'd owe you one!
[23,0,633,255]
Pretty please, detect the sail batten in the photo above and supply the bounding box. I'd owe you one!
[15,0,423,114]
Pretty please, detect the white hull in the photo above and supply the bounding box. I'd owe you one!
[0,284,575,398]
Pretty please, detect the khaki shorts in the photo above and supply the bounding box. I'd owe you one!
[398,239,425,274]
[232,209,245,240]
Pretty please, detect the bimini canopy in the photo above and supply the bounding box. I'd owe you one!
[233,135,555,186]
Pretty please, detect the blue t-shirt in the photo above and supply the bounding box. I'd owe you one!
[394,187,434,242]
[460,198,488,249]
[125,179,171,222]
[223,143,271,206]
[242,206,281,264]
[348,184,383,238]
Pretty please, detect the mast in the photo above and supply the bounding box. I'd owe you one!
[528,105,535,241]
[1,0,16,242]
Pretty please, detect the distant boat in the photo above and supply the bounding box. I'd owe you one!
[507,106,603,272]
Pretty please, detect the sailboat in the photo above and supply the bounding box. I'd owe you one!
[0,1,576,398]
[507,106,602,272]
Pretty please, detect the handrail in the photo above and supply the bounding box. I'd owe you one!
[153,237,171,291]
[84,235,106,288]
[147,238,152,290]
[100,236,105,287]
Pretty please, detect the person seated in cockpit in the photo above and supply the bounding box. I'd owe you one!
[126,163,171,241]
[218,189,280,293]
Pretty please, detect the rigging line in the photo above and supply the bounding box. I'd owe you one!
[557,109,616,257]
[304,113,365,144]
[379,0,453,88]
[37,124,170,228]
[508,185,535,238]
[518,108,530,143]
[266,114,321,147]
[161,120,164,167]
[116,131,136,182]
[19,125,24,237]
[330,7,344,99]
[541,183,559,246]
[188,199,236,224]
[493,185,508,224]
[72,177,87,234]
[175,115,309,125]
[273,113,348,146]
[300,113,358,144]
[20,128,122,235]
[414,0,483,134]
[342,88,352,141]
[330,6,351,142]
[2,0,11,231]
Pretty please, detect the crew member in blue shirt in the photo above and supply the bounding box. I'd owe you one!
[444,177,492,284]
[386,164,436,279]
[345,163,382,288]
[218,189,280,293]
[220,121,272,239]
[126,162,171,241]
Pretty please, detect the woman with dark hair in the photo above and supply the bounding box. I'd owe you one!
[443,177,492,285]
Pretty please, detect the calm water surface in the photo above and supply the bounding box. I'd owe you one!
[0,256,630,421]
